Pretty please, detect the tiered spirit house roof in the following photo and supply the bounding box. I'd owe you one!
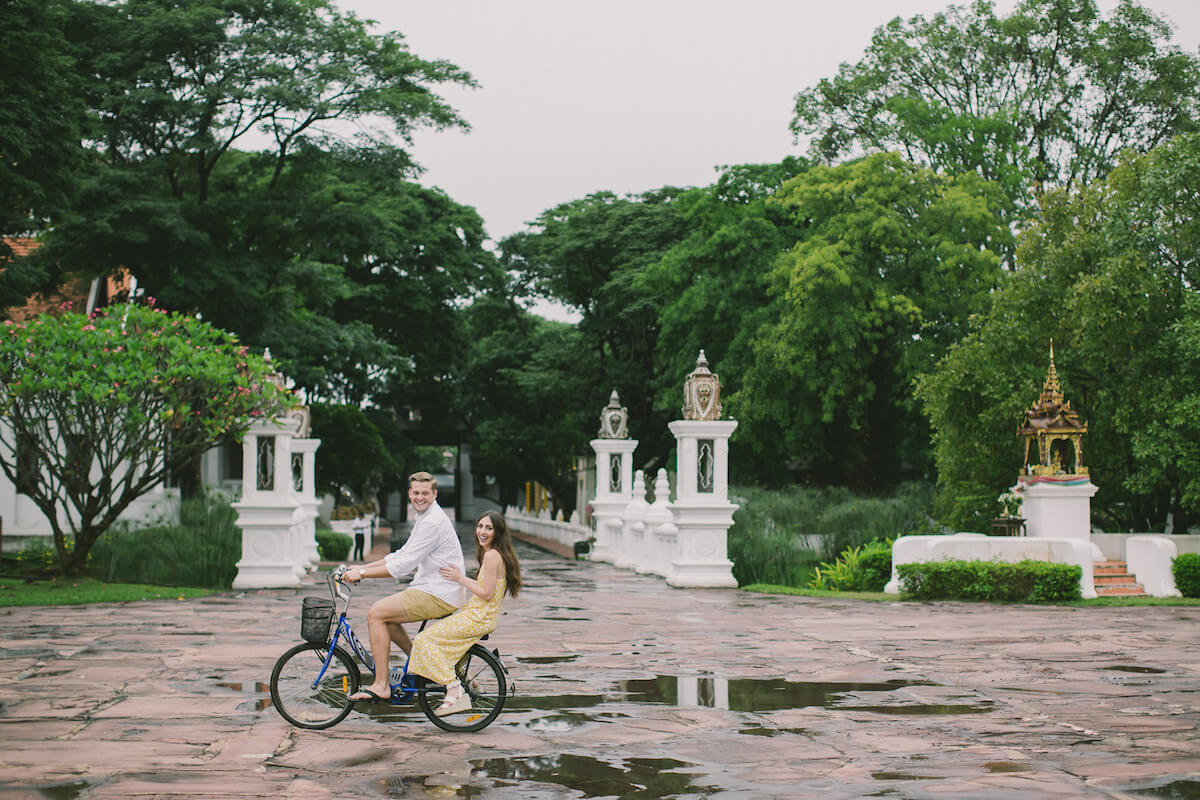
[1018,341,1088,477]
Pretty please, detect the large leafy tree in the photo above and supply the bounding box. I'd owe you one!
[636,159,808,481]
[734,153,1010,488]
[918,133,1200,532]
[0,0,86,298]
[791,0,1200,218]
[0,303,292,574]
[11,0,487,404]
[457,293,592,513]
[501,190,693,468]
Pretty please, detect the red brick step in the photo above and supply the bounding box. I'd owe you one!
[1093,560,1146,597]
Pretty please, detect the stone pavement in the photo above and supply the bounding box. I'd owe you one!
[1,532,1199,800]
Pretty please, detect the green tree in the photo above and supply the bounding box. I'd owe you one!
[918,133,1200,531]
[458,292,592,513]
[12,0,487,405]
[791,0,1200,218]
[637,159,808,482]
[502,189,693,466]
[0,0,86,300]
[735,153,1010,488]
[0,303,292,574]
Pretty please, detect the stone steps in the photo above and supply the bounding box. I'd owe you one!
[1093,560,1146,596]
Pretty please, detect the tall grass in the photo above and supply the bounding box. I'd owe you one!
[728,483,938,588]
[90,494,242,588]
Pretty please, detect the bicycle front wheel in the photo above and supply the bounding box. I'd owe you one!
[270,642,361,729]
[418,644,507,733]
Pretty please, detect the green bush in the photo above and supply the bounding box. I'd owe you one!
[1172,553,1200,598]
[809,539,894,592]
[90,494,241,588]
[316,531,353,561]
[728,483,933,588]
[897,559,1081,603]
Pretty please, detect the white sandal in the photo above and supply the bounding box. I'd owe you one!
[435,692,471,716]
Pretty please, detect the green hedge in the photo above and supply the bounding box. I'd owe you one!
[1173,553,1200,598]
[316,531,353,561]
[897,559,1081,603]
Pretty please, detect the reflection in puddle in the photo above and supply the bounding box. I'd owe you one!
[1135,780,1200,799]
[516,655,579,664]
[738,723,808,737]
[472,754,719,799]
[20,780,92,800]
[1101,665,1167,674]
[872,771,947,781]
[615,675,961,713]
[984,761,1030,773]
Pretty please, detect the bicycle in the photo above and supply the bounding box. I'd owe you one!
[269,565,511,733]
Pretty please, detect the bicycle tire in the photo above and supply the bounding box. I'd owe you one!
[270,642,361,730]
[417,644,507,732]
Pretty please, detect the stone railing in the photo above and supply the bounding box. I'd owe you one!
[505,506,591,552]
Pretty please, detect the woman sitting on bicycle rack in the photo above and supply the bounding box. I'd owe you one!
[407,510,523,716]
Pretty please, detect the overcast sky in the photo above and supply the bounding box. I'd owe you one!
[336,0,1200,244]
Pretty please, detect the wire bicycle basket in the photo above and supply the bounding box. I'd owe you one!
[300,596,335,643]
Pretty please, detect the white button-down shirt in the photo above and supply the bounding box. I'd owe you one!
[384,502,465,608]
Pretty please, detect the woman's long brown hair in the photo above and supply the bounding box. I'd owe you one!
[475,511,522,598]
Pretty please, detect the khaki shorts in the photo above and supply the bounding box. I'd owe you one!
[396,588,456,622]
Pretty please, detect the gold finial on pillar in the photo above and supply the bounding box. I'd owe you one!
[682,350,723,421]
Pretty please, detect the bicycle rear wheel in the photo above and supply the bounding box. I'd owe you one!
[270,642,361,729]
[418,644,507,733]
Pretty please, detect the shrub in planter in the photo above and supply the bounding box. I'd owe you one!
[1172,553,1200,598]
[315,531,353,561]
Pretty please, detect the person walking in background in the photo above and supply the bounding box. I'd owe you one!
[341,472,465,702]
[407,510,523,716]
[351,515,367,561]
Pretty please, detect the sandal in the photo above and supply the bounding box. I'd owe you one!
[434,692,471,716]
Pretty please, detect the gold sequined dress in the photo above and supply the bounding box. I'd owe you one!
[408,570,506,686]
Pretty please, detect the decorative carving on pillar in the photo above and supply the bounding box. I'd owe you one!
[682,350,722,421]
[1018,341,1089,477]
[256,436,275,491]
[598,389,629,439]
[697,439,714,493]
[288,404,311,438]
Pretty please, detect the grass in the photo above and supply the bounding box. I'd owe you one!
[0,576,215,606]
[742,583,1200,606]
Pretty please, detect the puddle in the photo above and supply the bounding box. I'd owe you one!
[215,679,272,712]
[13,781,92,799]
[471,754,719,799]
[738,723,808,737]
[837,702,994,715]
[516,655,579,664]
[1135,780,1200,799]
[1101,665,1167,674]
[984,761,1030,773]
[617,675,944,712]
[872,771,947,781]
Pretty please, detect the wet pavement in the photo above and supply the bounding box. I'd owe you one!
[1,533,1199,799]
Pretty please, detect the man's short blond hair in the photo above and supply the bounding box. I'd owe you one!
[409,471,437,490]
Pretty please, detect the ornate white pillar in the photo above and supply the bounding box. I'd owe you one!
[667,351,738,588]
[643,468,677,578]
[233,414,305,589]
[292,436,321,569]
[589,390,636,563]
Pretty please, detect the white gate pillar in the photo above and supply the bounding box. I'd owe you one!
[666,351,738,588]
[590,389,636,564]
[292,437,322,570]
[233,415,305,589]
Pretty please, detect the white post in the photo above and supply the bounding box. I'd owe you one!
[232,418,305,588]
[667,419,739,588]
[589,438,637,563]
[643,468,675,578]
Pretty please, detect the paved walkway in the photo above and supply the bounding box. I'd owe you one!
[1,534,1198,799]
